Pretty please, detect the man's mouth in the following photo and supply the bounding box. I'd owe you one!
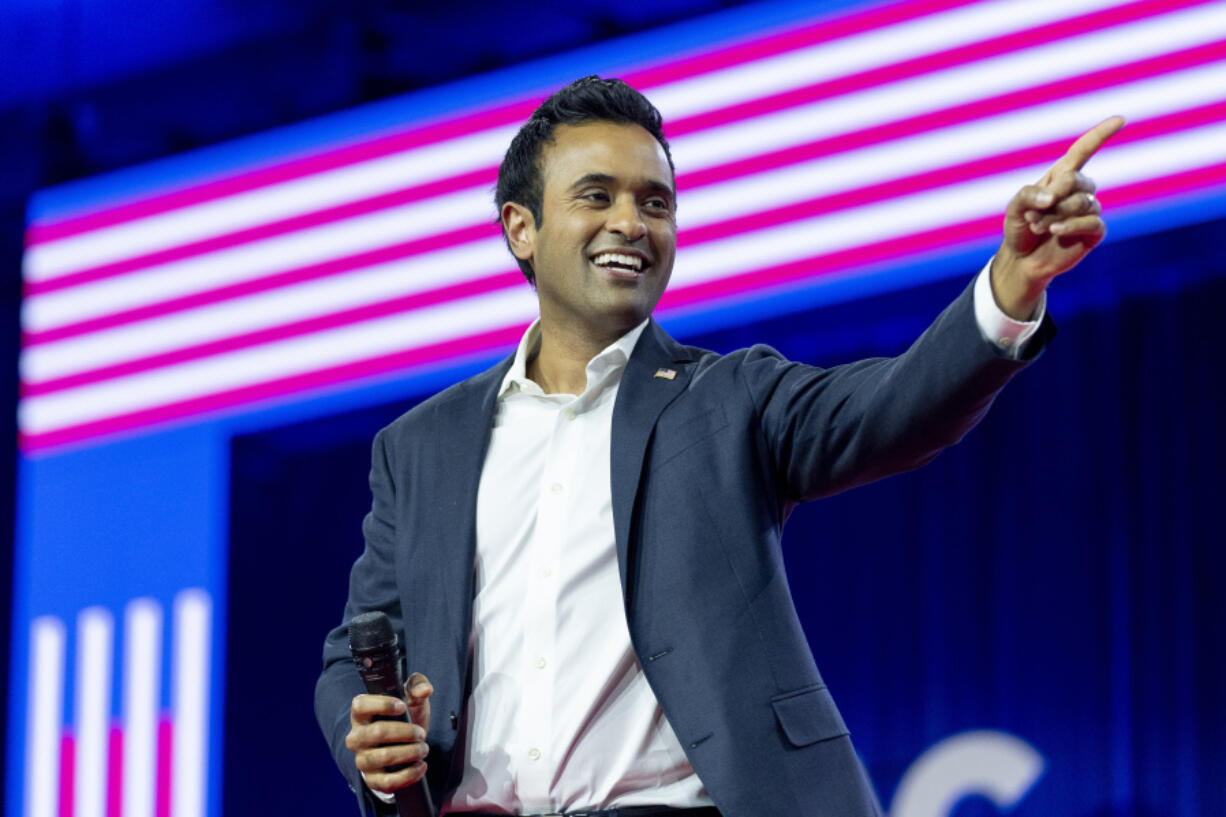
[591,251,648,274]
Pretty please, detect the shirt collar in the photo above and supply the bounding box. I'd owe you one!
[499,318,650,399]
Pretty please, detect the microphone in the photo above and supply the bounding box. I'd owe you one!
[348,611,436,817]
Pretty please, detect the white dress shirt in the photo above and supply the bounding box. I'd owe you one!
[369,264,1042,811]
[446,319,711,814]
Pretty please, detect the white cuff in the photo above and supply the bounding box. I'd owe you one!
[360,771,397,804]
[972,260,1045,359]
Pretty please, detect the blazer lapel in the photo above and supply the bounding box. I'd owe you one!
[410,357,511,678]
[610,321,695,596]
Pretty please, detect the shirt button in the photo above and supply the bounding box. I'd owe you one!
[998,336,1014,347]
[564,408,576,421]
[541,567,552,578]
[551,483,563,495]
[528,747,541,761]
[534,656,546,669]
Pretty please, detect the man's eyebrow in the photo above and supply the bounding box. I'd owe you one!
[568,173,676,198]
[568,173,616,190]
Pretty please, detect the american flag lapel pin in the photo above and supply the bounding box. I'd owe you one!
[653,368,677,380]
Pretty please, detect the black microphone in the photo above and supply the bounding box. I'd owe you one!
[348,611,436,817]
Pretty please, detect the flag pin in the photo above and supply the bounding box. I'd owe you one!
[653,368,677,380]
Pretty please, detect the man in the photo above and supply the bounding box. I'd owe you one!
[316,76,1121,816]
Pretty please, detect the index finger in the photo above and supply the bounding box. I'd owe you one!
[1052,115,1126,175]
[351,693,406,719]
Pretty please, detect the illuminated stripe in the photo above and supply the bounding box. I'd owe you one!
[74,608,113,817]
[25,617,65,817]
[122,599,162,817]
[171,590,211,817]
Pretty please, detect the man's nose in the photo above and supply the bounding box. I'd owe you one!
[606,196,646,241]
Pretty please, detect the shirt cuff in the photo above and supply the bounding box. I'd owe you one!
[972,259,1045,359]
[360,771,397,804]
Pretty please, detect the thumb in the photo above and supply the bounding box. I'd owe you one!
[404,672,433,734]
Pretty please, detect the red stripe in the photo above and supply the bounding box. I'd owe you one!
[665,0,1212,138]
[21,160,1226,453]
[107,725,123,817]
[26,0,979,246]
[24,92,1226,351]
[155,717,172,817]
[59,731,74,817]
[23,221,505,347]
[22,269,523,396]
[26,166,499,296]
[21,324,529,452]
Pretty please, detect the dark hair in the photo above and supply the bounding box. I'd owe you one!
[495,76,675,284]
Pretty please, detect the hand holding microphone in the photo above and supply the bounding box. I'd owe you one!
[346,611,436,817]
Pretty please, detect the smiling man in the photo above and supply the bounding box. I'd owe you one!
[316,77,1121,817]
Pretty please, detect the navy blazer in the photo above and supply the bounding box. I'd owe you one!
[316,279,1051,816]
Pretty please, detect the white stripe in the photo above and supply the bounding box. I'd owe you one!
[25,125,515,282]
[122,599,162,817]
[670,3,1226,172]
[21,59,1226,385]
[20,286,538,433]
[23,238,509,383]
[74,607,113,817]
[19,119,1226,435]
[172,589,212,817]
[24,616,65,817]
[23,0,1185,281]
[651,0,1131,118]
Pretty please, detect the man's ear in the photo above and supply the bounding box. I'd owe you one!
[501,202,536,263]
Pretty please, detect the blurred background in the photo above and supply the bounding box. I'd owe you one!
[4,1,1224,815]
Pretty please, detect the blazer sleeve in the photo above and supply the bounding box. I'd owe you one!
[314,427,403,816]
[740,277,1053,504]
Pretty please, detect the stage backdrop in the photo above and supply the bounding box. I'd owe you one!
[10,1,1226,816]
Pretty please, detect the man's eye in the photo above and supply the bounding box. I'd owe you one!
[582,191,610,202]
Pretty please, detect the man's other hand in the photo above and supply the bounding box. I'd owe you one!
[345,672,434,794]
[991,115,1126,320]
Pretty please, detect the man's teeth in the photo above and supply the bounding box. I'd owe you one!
[592,252,644,271]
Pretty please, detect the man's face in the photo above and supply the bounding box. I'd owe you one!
[518,120,677,340]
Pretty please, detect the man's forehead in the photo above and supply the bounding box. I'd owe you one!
[541,121,673,187]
